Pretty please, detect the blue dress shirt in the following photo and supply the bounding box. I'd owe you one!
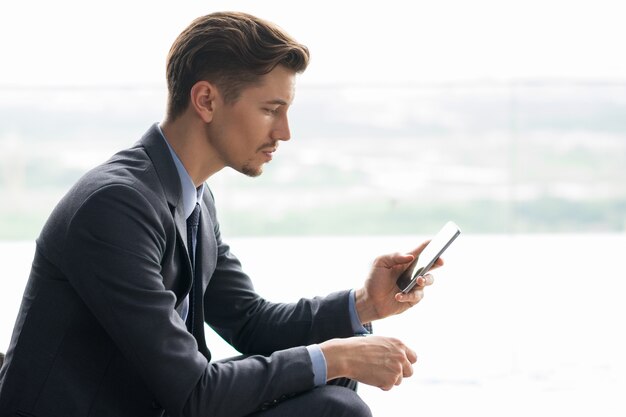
[157,125,203,323]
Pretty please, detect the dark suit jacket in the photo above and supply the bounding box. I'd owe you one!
[0,124,354,417]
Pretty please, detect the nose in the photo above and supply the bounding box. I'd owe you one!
[272,114,291,142]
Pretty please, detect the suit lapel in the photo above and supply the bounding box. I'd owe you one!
[138,124,182,209]
[138,123,214,360]
[173,204,190,258]
[197,203,218,293]
[139,124,193,302]
[173,204,194,307]
[189,204,216,360]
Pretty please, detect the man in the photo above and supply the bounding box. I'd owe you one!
[0,11,440,417]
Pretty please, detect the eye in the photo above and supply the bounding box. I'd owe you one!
[264,107,280,115]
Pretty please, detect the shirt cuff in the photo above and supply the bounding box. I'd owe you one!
[306,344,327,386]
[349,289,371,335]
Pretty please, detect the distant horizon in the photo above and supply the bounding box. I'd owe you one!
[1,80,625,239]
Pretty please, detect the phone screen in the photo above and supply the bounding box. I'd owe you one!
[396,221,461,293]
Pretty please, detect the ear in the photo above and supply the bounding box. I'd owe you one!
[189,81,219,123]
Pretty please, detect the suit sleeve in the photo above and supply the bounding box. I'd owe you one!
[62,184,316,417]
[202,192,356,355]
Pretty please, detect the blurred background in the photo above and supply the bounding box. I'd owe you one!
[1,1,625,415]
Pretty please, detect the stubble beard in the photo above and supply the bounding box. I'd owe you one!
[241,161,263,177]
[241,142,275,177]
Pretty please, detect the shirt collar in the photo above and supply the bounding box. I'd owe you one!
[156,124,204,219]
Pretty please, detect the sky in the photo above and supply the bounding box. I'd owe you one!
[1,0,625,88]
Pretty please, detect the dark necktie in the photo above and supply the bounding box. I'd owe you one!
[185,203,201,330]
[187,203,201,268]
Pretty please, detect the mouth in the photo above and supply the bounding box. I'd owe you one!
[261,147,277,161]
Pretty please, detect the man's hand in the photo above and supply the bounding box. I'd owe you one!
[355,241,443,324]
[320,336,417,391]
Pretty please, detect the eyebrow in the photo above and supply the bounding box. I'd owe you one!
[264,99,289,106]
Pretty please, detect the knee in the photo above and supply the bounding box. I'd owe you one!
[321,386,372,417]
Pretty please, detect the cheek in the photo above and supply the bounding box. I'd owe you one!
[224,105,273,151]
[239,115,271,143]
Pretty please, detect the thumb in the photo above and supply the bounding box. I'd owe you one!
[375,252,414,268]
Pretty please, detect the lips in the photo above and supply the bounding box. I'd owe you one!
[261,147,276,161]
[262,146,277,154]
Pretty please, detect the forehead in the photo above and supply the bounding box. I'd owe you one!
[241,65,296,104]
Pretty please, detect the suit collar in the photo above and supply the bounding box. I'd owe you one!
[154,124,206,219]
[138,123,183,209]
[138,123,189,253]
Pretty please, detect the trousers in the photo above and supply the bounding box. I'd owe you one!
[248,378,371,417]
[210,353,371,417]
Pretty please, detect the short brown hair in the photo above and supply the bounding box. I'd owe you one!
[165,11,310,120]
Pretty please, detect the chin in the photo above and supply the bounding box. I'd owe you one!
[241,164,263,178]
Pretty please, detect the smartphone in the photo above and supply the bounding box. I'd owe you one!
[396,221,461,293]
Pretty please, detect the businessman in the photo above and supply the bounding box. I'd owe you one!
[0,11,440,417]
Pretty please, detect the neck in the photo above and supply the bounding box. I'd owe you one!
[160,116,224,186]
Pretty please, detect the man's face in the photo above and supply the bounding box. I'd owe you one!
[207,65,295,177]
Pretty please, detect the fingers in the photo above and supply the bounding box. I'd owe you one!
[405,345,418,364]
[392,252,414,264]
[416,273,435,287]
[387,343,417,389]
[347,336,417,391]
[398,345,417,384]
[394,273,435,303]
[395,289,423,304]
[382,361,410,390]
[408,241,445,269]
[374,252,414,268]
[400,358,414,380]
[379,241,447,271]
[394,374,403,387]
